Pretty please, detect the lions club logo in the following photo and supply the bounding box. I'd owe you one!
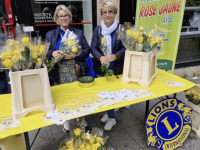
[146,98,192,150]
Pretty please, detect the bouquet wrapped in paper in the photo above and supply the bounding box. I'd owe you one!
[100,37,114,81]
[47,29,82,72]
[117,22,163,52]
[0,31,50,72]
[58,127,112,150]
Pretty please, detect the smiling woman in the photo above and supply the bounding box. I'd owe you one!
[45,4,90,133]
[91,0,126,131]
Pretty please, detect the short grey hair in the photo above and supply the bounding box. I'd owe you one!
[54,5,72,24]
[100,0,118,15]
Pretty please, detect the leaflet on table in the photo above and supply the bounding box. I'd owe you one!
[76,98,98,113]
[57,104,76,121]
[0,114,21,131]
[41,109,66,125]
[161,78,185,87]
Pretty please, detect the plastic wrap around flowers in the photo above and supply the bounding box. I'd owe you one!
[117,22,163,52]
[58,126,115,150]
[47,29,82,72]
[0,35,50,72]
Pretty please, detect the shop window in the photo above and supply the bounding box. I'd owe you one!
[31,0,93,44]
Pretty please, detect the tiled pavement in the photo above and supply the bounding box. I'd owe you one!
[28,77,200,150]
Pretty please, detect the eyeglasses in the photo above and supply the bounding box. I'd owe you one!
[102,10,114,16]
[57,14,69,19]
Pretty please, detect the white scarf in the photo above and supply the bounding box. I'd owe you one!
[101,18,118,55]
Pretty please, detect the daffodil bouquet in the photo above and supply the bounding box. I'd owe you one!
[0,36,50,72]
[47,29,82,72]
[117,23,163,52]
[100,38,114,81]
[185,90,200,105]
[59,127,109,150]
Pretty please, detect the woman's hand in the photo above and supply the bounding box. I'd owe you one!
[64,55,76,60]
[106,54,117,62]
[99,56,107,65]
[52,51,63,59]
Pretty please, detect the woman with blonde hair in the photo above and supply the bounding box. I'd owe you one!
[45,5,90,132]
[91,1,126,131]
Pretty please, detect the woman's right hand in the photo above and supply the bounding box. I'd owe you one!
[99,56,107,65]
[52,51,63,59]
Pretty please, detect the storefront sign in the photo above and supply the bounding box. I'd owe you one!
[135,0,186,73]
[146,98,192,150]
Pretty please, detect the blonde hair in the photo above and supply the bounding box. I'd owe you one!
[54,5,72,24]
[100,0,118,15]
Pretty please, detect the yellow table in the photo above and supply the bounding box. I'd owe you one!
[0,69,196,142]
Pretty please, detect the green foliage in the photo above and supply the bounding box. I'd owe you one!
[186,0,200,6]
[21,46,30,61]
[181,73,188,79]
[59,142,64,148]
[193,72,196,77]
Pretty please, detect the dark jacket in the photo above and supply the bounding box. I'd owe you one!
[91,25,126,76]
[45,26,90,83]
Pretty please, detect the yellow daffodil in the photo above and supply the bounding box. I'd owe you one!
[72,41,76,46]
[0,52,7,60]
[148,33,152,38]
[36,58,42,66]
[33,46,39,52]
[29,44,34,51]
[192,90,197,95]
[86,145,91,150]
[12,50,18,56]
[2,59,12,69]
[21,37,30,47]
[67,40,73,46]
[137,36,144,43]
[139,26,144,31]
[101,38,106,44]
[80,144,85,149]
[71,47,78,53]
[89,138,95,145]
[5,51,12,59]
[193,95,197,100]
[150,41,155,47]
[11,55,19,63]
[32,52,38,59]
[39,46,45,55]
[74,128,81,136]
[132,32,139,39]
[126,30,131,36]
[185,91,190,95]
[96,137,103,143]
[66,141,73,147]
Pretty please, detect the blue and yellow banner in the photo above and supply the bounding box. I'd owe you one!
[135,0,186,73]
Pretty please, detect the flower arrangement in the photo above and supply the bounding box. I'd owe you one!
[47,29,82,72]
[0,36,50,72]
[185,90,200,105]
[58,127,112,150]
[100,37,114,81]
[117,22,163,52]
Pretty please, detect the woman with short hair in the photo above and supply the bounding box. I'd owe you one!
[91,1,126,131]
[45,5,90,132]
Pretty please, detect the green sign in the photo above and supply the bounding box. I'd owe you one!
[135,0,186,73]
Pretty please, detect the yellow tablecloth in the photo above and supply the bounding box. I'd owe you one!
[0,69,196,139]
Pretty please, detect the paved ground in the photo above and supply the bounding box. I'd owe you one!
[28,77,200,150]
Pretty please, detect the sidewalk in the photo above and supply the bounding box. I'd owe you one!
[28,77,200,150]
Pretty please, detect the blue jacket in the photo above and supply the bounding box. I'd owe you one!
[45,26,90,83]
[91,25,126,76]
